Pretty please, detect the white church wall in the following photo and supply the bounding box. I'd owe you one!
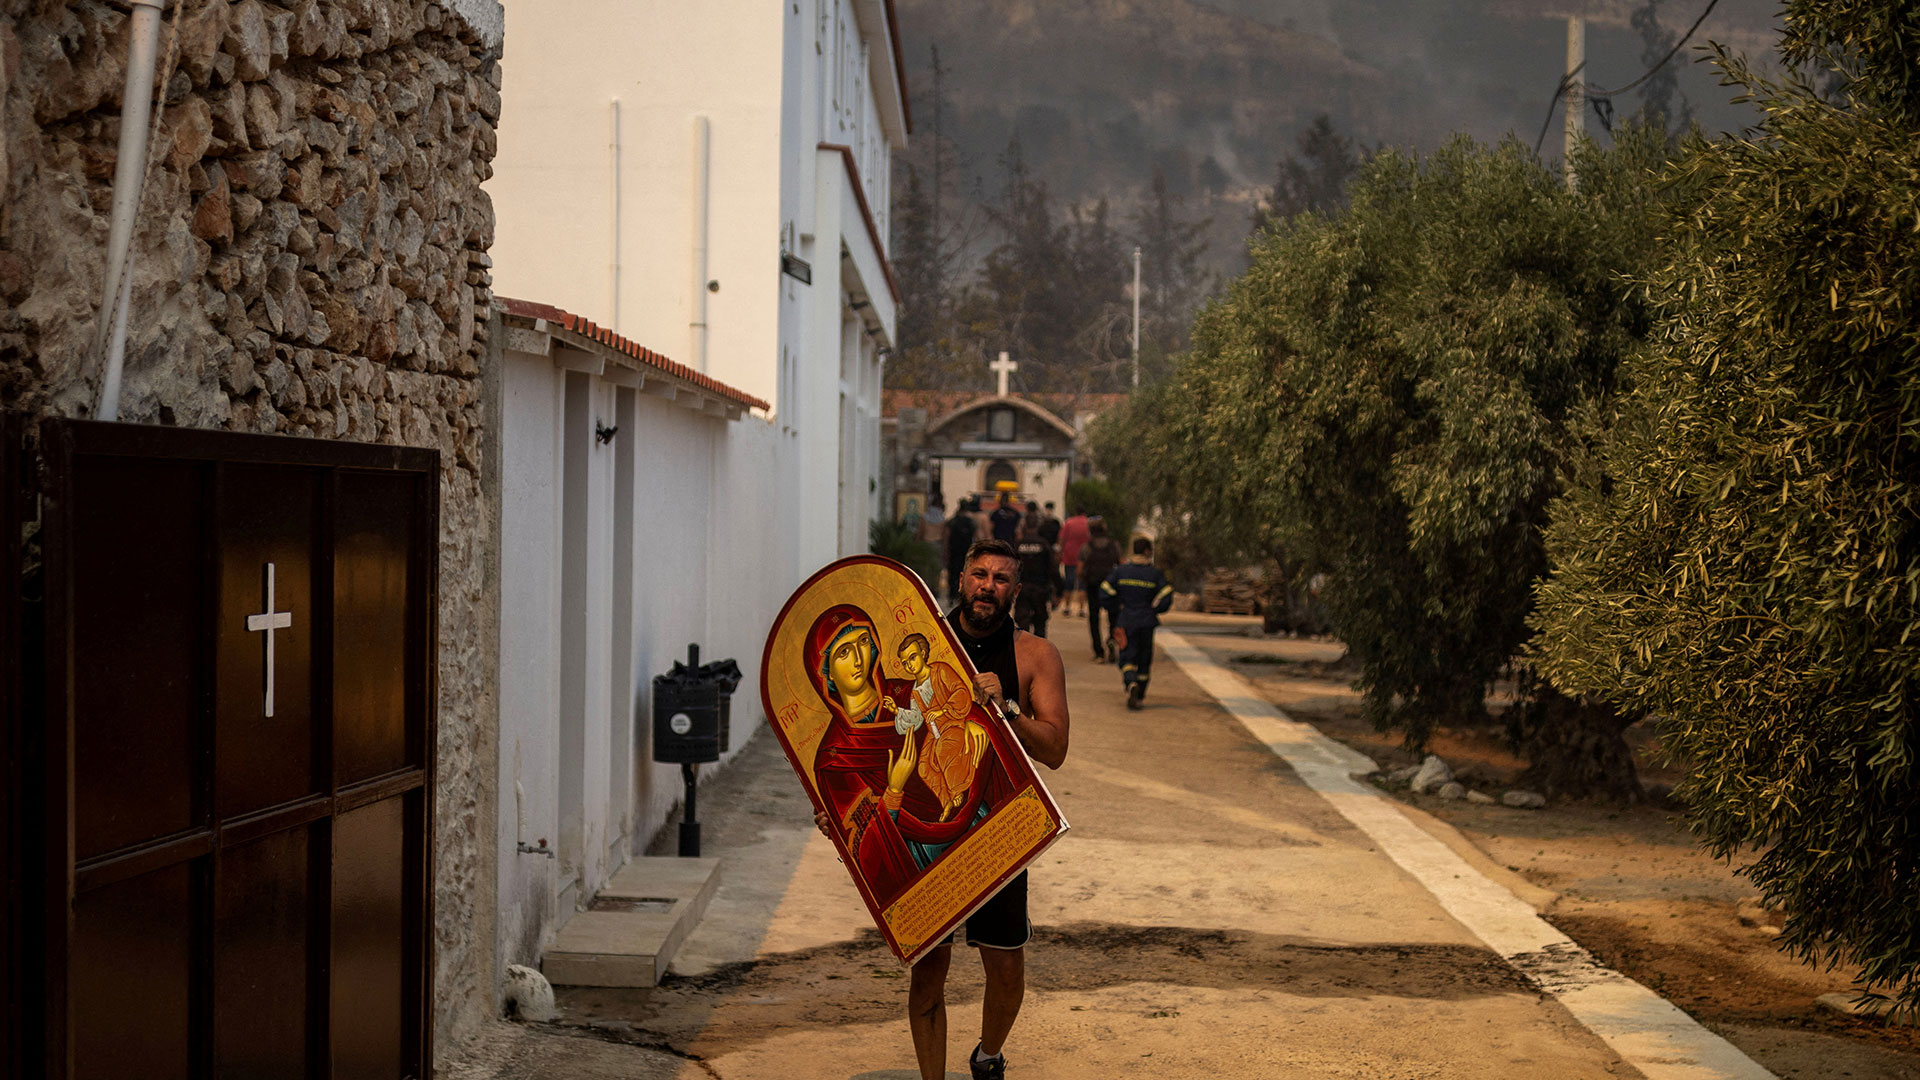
[559,373,618,915]
[625,399,717,842]
[496,340,794,978]
[630,407,791,838]
[934,458,1071,523]
[496,352,565,973]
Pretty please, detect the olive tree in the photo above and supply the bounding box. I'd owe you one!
[1531,2,1920,1005]
[1096,129,1673,795]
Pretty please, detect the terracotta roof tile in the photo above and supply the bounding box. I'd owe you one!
[497,297,771,413]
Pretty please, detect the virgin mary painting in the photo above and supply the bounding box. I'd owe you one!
[804,604,1018,908]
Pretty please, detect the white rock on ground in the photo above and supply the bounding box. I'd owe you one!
[1465,789,1497,805]
[1437,781,1466,800]
[1501,790,1547,809]
[502,964,555,1022]
[1409,754,1452,794]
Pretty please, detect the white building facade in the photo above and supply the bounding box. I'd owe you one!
[488,0,905,563]
[484,2,908,982]
[491,300,782,979]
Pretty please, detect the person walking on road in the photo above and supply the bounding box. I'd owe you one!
[1077,518,1122,662]
[822,539,1069,1080]
[944,498,977,603]
[989,493,1022,543]
[1013,517,1060,638]
[1100,537,1173,709]
[1054,507,1089,617]
[920,497,947,550]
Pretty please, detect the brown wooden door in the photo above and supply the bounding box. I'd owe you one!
[7,419,437,1080]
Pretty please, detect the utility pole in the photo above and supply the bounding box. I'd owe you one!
[930,45,944,269]
[1131,246,1142,389]
[1563,14,1585,192]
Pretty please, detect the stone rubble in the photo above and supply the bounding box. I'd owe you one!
[1409,754,1452,795]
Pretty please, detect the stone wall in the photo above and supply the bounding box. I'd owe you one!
[0,0,502,1055]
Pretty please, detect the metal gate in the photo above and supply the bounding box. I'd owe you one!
[3,417,438,1079]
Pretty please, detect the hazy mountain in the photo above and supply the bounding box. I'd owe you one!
[894,0,1781,276]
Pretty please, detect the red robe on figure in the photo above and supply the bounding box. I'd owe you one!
[804,605,1020,909]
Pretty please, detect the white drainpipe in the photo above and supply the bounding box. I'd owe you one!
[689,115,710,373]
[608,97,621,330]
[92,0,167,422]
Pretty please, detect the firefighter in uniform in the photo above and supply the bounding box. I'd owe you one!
[1013,520,1059,638]
[1100,537,1174,709]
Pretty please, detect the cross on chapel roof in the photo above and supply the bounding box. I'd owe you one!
[990,352,1017,397]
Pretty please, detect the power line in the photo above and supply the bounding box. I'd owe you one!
[1533,0,1720,158]
[1585,0,1723,98]
[1533,63,1584,156]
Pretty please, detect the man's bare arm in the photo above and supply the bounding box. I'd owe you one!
[1011,632,1069,769]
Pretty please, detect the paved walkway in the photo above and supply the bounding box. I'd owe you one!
[447,614,1771,1080]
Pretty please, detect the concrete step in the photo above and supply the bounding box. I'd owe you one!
[542,856,721,987]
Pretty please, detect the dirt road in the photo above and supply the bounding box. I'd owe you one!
[450,616,1710,1079]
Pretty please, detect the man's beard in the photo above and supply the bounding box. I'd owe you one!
[959,586,1011,633]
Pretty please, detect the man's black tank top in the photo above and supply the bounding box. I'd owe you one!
[947,606,1020,711]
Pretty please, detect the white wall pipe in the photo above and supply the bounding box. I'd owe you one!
[98,268,135,418]
[608,97,621,330]
[92,0,168,422]
[689,115,711,373]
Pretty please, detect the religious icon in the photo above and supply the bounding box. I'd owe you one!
[896,492,924,526]
[760,555,1068,965]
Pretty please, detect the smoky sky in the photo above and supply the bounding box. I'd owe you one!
[894,0,1781,270]
[1215,0,1780,149]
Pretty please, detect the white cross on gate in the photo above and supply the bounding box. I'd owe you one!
[245,562,294,718]
[990,351,1018,397]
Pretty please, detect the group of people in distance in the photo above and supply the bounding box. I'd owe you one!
[921,493,1173,710]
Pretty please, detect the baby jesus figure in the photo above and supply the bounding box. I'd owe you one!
[893,633,991,822]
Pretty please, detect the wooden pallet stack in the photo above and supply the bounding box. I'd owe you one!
[1201,568,1262,614]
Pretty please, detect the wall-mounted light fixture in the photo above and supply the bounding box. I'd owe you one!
[595,420,619,445]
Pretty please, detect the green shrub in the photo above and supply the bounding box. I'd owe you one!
[1065,477,1132,541]
[869,518,943,593]
[1532,8,1920,1006]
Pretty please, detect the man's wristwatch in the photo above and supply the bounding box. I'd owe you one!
[1002,699,1022,720]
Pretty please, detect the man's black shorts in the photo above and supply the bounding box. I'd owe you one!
[953,870,1029,950]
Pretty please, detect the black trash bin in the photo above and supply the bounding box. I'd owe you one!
[651,644,741,855]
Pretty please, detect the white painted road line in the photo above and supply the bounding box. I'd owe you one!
[1159,630,1775,1080]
